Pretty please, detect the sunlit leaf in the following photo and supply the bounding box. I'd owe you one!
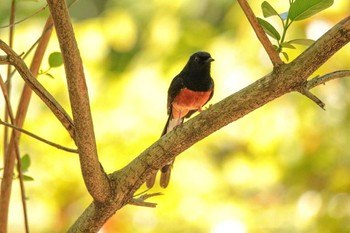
[261,1,279,18]
[289,0,334,21]
[272,44,279,51]
[288,39,315,46]
[257,17,281,41]
[48,52,63,68]
[281,42,296,49]
[21,154,31,172]
[45,72,55,79]
[281,51,289,61]
[22,175,34,181]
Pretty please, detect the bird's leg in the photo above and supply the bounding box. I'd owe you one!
[205,104,213,110]
[176,110,183,125]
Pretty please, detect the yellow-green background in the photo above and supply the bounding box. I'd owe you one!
[1,0,350,232]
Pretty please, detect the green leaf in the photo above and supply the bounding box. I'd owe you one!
[281,51,289,61]
[257,17,281,41]
[288,39,315,46]
[48,52,63,68]
[281,42,296,49]
[45,72,55,79]
[22,175,34,181]
[289,0,334,21]
[272,45,279,51]
[261,1,279,18]
[21,154,31,172]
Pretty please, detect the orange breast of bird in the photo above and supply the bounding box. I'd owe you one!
[171,88,212,120]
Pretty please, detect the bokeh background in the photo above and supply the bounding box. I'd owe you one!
[1,0,350,232]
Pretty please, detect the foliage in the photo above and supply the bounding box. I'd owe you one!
[39,52,63,79]
[258,0,333,60]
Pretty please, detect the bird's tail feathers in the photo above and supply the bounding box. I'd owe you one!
[146,173,157,189]
[160,161,174,188]
[147,110,182,188]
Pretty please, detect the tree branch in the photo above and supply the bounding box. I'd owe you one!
[46,0,112,202]
[237,0,283,66]
[298,70,350,109]
[69,15,350,232]
[0,118,78,153]
[298,86,326,110]
[0,41,75,139]
[0,16,54,233]
[307,70,350,89]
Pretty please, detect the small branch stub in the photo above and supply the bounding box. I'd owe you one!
[299,85,326,110]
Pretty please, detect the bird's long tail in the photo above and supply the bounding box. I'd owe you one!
[146,111,183,188]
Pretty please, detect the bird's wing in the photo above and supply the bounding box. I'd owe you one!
[166,74,185,115]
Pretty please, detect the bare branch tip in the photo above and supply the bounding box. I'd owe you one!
[129,191,163,208]
[299,87,326,111]
[129,198,158,208]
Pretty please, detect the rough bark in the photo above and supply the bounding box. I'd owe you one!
[46,0,113,202]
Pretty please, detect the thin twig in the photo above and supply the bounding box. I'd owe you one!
[297,70,350,110]
[128,199,157,208]
[307,70,350,89]
[0,119,78,153]
[0,73,15,124]
[299,86,326,110]
[7,24,53,84]
[129,192,163,208]
[14,143,29,233]
[237,0,283,66]
[3,0,17,163]
[0,5,48,29]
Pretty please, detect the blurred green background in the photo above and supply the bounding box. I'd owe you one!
[1,0,350,232]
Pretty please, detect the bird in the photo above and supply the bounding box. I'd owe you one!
[146,51,215,188]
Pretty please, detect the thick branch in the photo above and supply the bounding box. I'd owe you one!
[70,16,350,231]
[237,0,283,66]
[46,0,112,202]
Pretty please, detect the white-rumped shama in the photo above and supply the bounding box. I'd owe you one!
[146,51,215,188]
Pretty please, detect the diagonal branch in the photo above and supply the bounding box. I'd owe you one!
[307,70,350,89]
[46,0,112,202]
[0,41,75,138]
[69,15,350,232]
[297,70,350,110]
[0,119,78,153]
[237,0,283,66]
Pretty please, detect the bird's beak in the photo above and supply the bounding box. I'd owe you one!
[206,57,215,63]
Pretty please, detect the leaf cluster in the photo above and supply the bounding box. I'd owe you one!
[258,0,333,60]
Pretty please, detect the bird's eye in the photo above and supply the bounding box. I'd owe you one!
[194,56,200,62]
